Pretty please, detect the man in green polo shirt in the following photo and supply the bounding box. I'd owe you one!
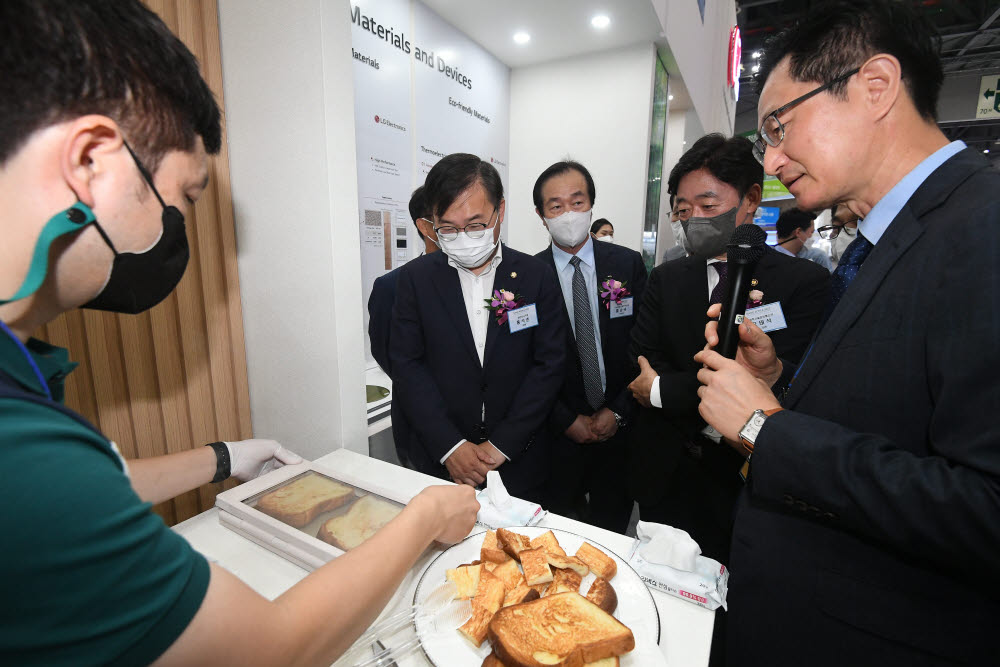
[0,2,479,665]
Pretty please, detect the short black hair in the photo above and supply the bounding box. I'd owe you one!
[591,218,613,235]
[533,161,597,213]
[667,134,763,201]
[408,186,428,239]
[423,153,504,220]
[0,0,221,171]
[776,208,815,238]
[755,0,942,121]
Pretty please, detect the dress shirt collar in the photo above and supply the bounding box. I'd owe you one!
[860,140,966,246]
[706,256,726,266]
[551,235,595,272]
[447,240,504,276]
[773,244,795,257]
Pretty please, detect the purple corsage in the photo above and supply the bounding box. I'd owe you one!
[485,288,525,325]
[600,277,631,309]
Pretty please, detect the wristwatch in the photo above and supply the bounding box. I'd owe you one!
[738,407,783,456]
[611,411,625,428]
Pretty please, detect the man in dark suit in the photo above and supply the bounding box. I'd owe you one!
[532,160,648,533]
[367,187,436,467]
[695,2,1000,663]
[390,154,566,504]
[627,134,829,566]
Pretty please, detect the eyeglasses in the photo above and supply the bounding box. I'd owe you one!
[816,224,845,240]
[752,67,860,165]
[434,207,498,241]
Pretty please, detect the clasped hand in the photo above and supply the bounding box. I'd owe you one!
[565,407,618,444]
[445,440,503,487]
[693,303,782,443]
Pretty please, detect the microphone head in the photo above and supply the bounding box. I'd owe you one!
[727,223,767,264]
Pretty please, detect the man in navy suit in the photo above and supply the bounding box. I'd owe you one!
[695,1,1000,663]
[533,160,647,533]
[390,154,566,504]
[367,187,436,467]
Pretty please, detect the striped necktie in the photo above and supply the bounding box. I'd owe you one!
[569,256,604,410]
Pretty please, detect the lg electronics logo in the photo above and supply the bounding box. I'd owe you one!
[374,114,406,132]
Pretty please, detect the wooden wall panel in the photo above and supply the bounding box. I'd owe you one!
[36,0,250,525]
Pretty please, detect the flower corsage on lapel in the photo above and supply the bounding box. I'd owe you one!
[600,277,631,309]
[747,289,764,308]
[485,288,525,325]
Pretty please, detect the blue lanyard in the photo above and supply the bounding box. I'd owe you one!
[0,320,53,400]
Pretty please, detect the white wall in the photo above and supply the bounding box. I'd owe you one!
[218,0,368,461]
[652,0,738,136]
[507,43,657,254]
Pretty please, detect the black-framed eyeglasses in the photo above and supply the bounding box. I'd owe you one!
[752,67,860,165]
[434,207,499,241]
[816,224,845,240]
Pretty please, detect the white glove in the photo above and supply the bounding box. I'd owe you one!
[225,439,304,481]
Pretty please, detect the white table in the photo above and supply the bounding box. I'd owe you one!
[173,448,715,665]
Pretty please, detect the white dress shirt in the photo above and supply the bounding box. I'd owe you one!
[550,237,607,394]
[440,244,509,463]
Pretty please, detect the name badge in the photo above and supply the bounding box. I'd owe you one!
[609,296,634,319]
[745,301,787,333]
[508,304,539,333]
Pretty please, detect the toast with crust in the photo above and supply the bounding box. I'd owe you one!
[529,530,566,557]
[575,543,617,581]
[519,548,554,586]
[483,652,619,667]
[458,570,506,647]
[482,530,514,564]
[503,584,541,608]
[316,494,401,550]
[255,475,354,527]
[545,568,583,596]
[488,593,634,667]
[497,528,533,561]
[446,563,484,599]
[585,577,618,614]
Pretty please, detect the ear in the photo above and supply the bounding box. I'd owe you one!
[857,54,901,122]
[60,115,125,207]
[415,217,435,240]
[744,183,762,215]
[496,198,506,224]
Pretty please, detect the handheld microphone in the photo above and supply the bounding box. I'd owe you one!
[717,223,768,358]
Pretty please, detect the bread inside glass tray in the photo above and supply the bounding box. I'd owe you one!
[243,471,403,551]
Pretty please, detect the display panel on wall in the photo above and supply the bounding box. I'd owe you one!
[349,0,511,368]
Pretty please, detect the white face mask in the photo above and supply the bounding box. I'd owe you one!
[438,210,500,269]
[544,209,593,248]
[597,234,615,243]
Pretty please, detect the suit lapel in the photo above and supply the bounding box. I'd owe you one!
[483,249,515,368]
[682,257,710,347]
[429,254,481,367]
[594,242,612,358]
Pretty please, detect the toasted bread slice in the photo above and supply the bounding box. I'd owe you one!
[483,652,619,667]
[255,474,354,527]
[503,584,541,608]
[316,494,400,550]
[585,577,618,614]
[546,552,590,577]
[529,530,566,557]
[446,563,484,600]
[519,548,554,586]
[497,528,533,561]
[488,592,635,667]
[492,558,525,593]
[458,570,506,647]
[545,568,583,596]
[575,542,617,581]
[482,530,513,564]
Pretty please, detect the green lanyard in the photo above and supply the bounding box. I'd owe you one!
[1,203,96,305]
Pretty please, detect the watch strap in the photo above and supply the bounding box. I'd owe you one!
[206,441,231,483]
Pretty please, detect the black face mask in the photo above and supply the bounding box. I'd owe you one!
[83,141,190,314]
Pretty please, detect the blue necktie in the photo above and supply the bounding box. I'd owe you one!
[823,233,873,325]
[569,256,604,410]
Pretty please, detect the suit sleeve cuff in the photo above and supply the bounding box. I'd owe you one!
[490,442,511,461]
[440,439,465,464]
[650,376,662,408]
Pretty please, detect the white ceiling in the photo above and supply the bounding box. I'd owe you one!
[419,0,665,69]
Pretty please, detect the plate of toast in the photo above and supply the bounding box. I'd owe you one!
[412,526,661,666]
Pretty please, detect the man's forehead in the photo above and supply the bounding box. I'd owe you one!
[676,168,737,202]
[542,170,588,199]
[756,58,797,122]
[439,183,492,222]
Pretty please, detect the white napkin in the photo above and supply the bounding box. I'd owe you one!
[475,471,546,530]
[636,521,701,572]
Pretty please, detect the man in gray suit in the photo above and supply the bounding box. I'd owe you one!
[694,1,1000,663]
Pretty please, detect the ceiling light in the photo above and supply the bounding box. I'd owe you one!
[985,149,991,154]
[753,51,762,59]
[591,15,610,29]
[752,64,760,73]
[668,94,674,101]
[513,31,530,45]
